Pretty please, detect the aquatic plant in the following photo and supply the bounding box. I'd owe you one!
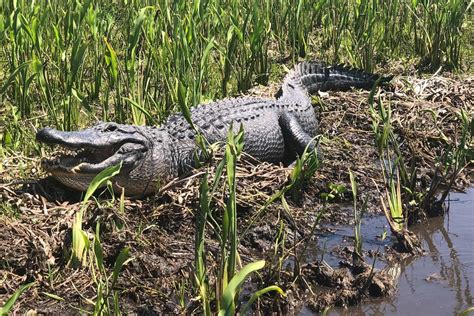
[349,169,368,261]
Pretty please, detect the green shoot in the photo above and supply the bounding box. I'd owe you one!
[0,282,35,314]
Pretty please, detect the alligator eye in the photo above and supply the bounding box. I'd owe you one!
[104,125,118,132]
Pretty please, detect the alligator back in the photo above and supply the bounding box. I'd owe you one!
[164,61,392,171]
[164,97,289,164]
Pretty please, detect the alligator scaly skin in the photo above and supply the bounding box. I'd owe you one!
[36,61,392,196]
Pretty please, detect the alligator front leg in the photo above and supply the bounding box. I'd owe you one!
[278,112,317,158]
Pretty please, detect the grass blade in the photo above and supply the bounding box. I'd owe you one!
[0,282,35,314]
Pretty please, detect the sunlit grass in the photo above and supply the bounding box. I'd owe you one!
[0,0,471,151]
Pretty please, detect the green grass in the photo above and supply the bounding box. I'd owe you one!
[0,0,472,152]
[0,282,36,314]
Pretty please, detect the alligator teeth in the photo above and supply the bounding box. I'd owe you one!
[70,163,85,173]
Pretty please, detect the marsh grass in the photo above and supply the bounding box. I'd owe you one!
[369,85,411,229]
[0,0,471,146]
[370,86,473,225]
[369,91,422,255]
[368,78,472,254]
[422,109,473,215]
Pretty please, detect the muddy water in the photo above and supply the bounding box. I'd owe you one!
[306,187,474,315]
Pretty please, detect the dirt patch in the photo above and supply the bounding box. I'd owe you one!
[0,74,472,313]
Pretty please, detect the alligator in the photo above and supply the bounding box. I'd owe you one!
[36,61,392,196]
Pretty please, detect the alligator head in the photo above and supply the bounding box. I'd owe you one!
[36,122,175,196]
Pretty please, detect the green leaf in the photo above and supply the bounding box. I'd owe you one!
[0,61,31,95]
[348,168,357,201]
[196,172,211,315]
[111,247,132,287]
[71,218,90,266]
[94,221,104,272]
[459,307,474,316]
[177,80,193,129]
[103,37,118,84]
[241,285,285,315]
[200,39,215,81]
[69,39,87,92]
[219,260,265,316]
[123,97,155,125]
[83,162,122,202]
[0,282,35,314]
[71,163,122,266]
[128,6,153,57]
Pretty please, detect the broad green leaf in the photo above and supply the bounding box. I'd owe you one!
[111,247,132,287]
[200,39,215,76]
[128,7,153,56]
[459,307,474,316]
[72,163,122,266]
[177,80,195,130]
[103,37,118,84]
[69,39,87,91]
[123,97,154,125]
[83,162,122,202]
[71,217,90,266]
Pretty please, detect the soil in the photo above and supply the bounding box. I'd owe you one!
[0,73,472,314]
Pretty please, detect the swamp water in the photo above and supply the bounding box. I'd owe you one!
[303,187,473,315]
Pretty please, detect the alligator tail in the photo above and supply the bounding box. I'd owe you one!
[276,61,393,98]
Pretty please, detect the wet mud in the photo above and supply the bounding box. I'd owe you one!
[323,188,474,315]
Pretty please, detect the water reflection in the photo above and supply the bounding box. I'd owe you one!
[327,187,473,316]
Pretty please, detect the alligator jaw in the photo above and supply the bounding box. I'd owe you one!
[36,126,146,175]
[40,145,142,174]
